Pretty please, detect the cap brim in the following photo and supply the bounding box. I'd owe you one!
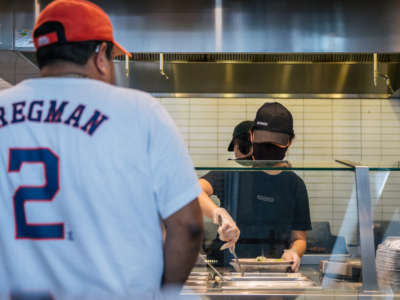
[112,40,132,58]
[227,139,234,151]
[253,130,290,146]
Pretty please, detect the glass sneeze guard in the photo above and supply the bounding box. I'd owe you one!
[195,160,353,171]
[194,160,400,293]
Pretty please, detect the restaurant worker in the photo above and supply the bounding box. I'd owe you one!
[197,120,252,253]
[0,0,203,297]
[200,103,311,271]
[227,120,253,160]
[197,120,253,254]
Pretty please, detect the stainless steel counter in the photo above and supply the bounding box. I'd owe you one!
[182,266,399,299]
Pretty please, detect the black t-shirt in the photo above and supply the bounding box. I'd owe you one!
[202,170,311,258]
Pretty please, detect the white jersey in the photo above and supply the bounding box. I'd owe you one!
[0,78,201,296]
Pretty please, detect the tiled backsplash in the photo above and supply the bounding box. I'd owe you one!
[159,97,400,240]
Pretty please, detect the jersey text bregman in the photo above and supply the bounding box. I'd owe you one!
[0,99,109,136]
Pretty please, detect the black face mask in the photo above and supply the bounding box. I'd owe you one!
[253,143,288,160]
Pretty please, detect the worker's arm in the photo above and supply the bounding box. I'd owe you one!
[162,199,204,287]
[282,230,307,272]
[198,178,240,250]
[290,230,307,257]
[198,179,217,219]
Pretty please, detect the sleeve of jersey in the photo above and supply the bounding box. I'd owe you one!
[149,101,202,220]
[292,176,312,231]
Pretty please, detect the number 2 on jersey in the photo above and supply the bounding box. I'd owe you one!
[8,148,64,240]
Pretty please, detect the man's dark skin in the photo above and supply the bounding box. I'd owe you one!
[163,200,203,286]
[41,42,204,288]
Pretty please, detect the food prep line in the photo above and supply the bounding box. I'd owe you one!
[181,266,400,298]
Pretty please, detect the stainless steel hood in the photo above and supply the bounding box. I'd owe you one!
[1,50,399,98]
[114,53,400,98]
[7,0,400,98]
[36,0,400,53]
[37,0,400,97]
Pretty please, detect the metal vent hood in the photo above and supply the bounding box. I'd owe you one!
[114,53,400,98]
[5,0,400,97]
[37,0,400,53]
[39,0,400,97]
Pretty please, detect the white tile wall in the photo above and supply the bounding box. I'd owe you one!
[159,97,400,242]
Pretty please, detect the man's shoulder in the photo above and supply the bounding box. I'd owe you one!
[256,170,305,186]
[279,171,308,193]
[8,78,157,106]
[111,86,171,119]
[102,83,156,106]
[0,81,23,99]
[0,79,165,127]
[62,79,162,115]
[109,84,152,100]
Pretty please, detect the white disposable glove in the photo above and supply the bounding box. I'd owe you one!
[212,207,240,250]
[282,248,300,272]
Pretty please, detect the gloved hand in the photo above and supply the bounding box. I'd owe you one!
[282,248,300,272]
[212,207,240,250]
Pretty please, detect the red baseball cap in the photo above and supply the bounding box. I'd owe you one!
[33,0,131,58]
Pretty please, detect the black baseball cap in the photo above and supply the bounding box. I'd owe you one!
[227,120,253,151]
[253,102,294,146]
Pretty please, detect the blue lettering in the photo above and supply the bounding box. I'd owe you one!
[64,105,85,127]
[0,106,8,127]
[11,101,26,124]
[28,101,44,122]
[81,110,109,136]
[44,101,68,123]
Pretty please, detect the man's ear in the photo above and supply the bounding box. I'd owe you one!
[94,42,110,75]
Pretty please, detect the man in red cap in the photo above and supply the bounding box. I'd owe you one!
[0,0,203,297]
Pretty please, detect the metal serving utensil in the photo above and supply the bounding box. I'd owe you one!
[230,247,244,276]
[198,253,229,281]
[217,215,243,276]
